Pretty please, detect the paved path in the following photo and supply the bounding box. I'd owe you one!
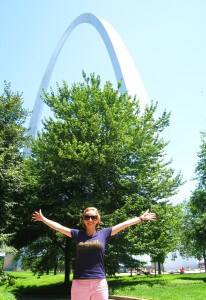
[19,296,144,300]
[18,296,143,300]
[18,297,116,300]
[18,298,122,300]
[18,297,69,300]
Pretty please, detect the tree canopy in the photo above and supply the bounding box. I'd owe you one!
[9,73,183,282]
[0,82,29,232]
[180,133,206,272]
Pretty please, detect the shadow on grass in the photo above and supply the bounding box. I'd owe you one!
[10,273,206,299]
[108,274,206,294]
[13,282,71,299]
[175,275,206,282]
[108,275,168,294]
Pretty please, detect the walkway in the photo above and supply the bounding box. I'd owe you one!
[18,297,68,300]
[19,296,144,300]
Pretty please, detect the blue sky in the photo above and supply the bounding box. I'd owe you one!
[1,0,206,204]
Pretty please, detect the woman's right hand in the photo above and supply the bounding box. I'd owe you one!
[32,209,44,222]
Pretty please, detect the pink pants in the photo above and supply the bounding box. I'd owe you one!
[71,278,109,300]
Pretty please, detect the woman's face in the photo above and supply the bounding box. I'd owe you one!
[83,209,99,229]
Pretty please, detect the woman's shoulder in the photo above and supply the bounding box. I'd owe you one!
[98,227,112,237]
[70,228,80,238]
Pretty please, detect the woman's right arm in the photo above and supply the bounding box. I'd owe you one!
[32,209,72,237]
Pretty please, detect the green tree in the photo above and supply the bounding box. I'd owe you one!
[147,202,183,274]
[179,133,206,272]
[125,202,184,275]
[15,236,66,276]
[9,73,182,285]
[180,190,206,272]
[0,82,29,231]
[0,83,29,292]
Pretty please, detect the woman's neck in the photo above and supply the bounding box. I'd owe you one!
[86,227,96,236]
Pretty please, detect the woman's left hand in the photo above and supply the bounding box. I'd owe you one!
[140,209,156,221]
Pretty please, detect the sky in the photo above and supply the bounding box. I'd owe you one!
[1,0,206,205]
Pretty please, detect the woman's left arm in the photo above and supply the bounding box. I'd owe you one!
[111,210,156,236]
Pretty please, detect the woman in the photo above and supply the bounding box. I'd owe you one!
[32,207,156,300]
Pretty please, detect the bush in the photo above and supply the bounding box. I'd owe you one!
[0,291,17,300]
[0,270,15,286]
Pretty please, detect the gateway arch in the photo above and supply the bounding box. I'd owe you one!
[28,13,149,139]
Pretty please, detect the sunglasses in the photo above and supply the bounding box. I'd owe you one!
[83,215,98,221]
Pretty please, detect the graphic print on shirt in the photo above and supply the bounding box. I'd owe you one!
[77,240,103,250]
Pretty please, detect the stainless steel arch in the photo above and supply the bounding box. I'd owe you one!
[28,13,149,138]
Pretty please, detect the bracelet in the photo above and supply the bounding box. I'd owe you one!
[139,216,144,222]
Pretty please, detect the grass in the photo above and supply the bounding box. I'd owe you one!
[0,272,68,299]
[0,291,17,300]
[108,273,206,300]
[0,272,205,299]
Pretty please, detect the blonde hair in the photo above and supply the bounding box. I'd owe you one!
[82,207,101,229]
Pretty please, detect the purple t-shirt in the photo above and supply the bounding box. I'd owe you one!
[71,228,112,279]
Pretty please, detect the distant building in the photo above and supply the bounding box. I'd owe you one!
[136,252,199,272]
[3,254,21,271]
[164,252,198,271]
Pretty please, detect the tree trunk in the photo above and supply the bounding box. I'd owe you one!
[0,258,3,271]
[46,266,49,275]
[64,237,71,285]
[154,262,157,276]
[158,261,161,274]
[203,249,206,273]
[162,264,165,275]
[54,257,58,275]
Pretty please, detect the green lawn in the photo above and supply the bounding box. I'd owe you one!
[0,272,206,300]
[0,272,68,299]
[108,273,206,300]
[0,291,17,300]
